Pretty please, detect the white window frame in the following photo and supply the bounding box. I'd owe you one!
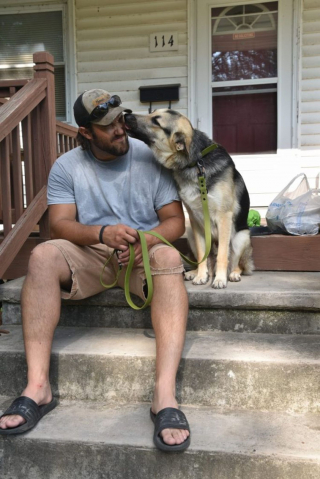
[189,0,299,151]
[0,0,76,124]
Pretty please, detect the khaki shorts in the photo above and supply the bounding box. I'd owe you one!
[46,239,184,301]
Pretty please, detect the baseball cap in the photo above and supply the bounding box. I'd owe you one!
[73,89,132,127]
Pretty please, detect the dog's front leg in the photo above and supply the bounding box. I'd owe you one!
[213,212,233,289]
[184,218,209,285]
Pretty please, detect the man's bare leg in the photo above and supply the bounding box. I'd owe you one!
[0,244,71,430]
[150,248,189,446]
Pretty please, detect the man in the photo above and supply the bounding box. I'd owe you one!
[0,89,190,452]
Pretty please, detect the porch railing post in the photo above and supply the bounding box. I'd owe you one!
[33,51,56,238]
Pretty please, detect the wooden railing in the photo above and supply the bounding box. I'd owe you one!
[0,52,78,279]
[56,120,78,156]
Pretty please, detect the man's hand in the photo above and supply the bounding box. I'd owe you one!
[102,224,139,251]
[116,201,185,267]
[117,237,150,267]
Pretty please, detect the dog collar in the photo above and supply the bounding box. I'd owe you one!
[200,143,219,158]
[185,143,218,169]
[183,142,218,176]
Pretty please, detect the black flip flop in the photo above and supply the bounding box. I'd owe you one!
[0,396,58,435]
[150,407,191,452]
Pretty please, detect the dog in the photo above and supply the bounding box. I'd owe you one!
[124,109,253,288]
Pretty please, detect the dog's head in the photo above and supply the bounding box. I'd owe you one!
[124,109,194,170]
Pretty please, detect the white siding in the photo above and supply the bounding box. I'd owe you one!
[233,152,301,217]
[301,0,320,150]
[301,0,320,185]
[75,0,188,115]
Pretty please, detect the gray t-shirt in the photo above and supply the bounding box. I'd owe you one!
[47,137,179,231]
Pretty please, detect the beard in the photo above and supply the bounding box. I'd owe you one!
[91,131,130,157]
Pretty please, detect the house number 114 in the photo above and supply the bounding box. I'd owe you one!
[149,32,178,52]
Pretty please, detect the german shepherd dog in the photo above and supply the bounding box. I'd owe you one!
[125,109,253,288]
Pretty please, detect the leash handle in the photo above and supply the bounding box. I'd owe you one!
[99,234,155,310]
[100,249,121,289]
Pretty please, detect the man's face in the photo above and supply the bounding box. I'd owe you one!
[84,114,129,159]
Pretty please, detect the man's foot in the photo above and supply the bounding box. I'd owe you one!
[151,396,190,446]
[0,384,52,430]
[150,405,191,452]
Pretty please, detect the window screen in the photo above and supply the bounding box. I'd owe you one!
[0,11,66,119]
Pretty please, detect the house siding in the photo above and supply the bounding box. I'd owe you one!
[301,0,320,187]
[75,0,188,115]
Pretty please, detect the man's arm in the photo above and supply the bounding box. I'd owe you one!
[118,200,185,265]
[49,204,138,250]
[148,200,185,245]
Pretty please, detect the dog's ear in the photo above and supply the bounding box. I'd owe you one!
[172,132,189,152]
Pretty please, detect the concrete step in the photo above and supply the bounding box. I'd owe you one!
[1,271,320,334]
[1,397,320,479]
[1,326,320,413]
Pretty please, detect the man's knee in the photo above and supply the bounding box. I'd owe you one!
[28,242,66,276]
[150,246,183,271]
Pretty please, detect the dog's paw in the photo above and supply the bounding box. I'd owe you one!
[229,271,241,282]
[184,270,209,284]
[192,273,209,285]
[184,270,198,281]
[212,276,227,289]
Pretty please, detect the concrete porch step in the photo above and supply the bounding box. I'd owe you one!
[1,326,320,413]
[1,271,320,334]
[1,397,320,479]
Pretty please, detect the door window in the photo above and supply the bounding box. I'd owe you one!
[211,2,278,153]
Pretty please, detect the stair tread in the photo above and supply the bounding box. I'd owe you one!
[1,396,319,459]
[1,271,320,310]
[2,325,320,364]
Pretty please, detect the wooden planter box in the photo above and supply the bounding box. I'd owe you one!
[176,234,320,273]
[251,234,320,271]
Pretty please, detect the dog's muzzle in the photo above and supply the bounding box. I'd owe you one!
[124,113,137,130]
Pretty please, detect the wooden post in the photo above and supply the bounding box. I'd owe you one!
[33,51,56,176]
[33,51,56,239]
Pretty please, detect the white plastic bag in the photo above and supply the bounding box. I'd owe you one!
[266,173,320,235]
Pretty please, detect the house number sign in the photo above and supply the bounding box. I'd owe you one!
[149,32,178,52]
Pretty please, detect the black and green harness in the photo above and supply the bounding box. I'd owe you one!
[100,143,218,310]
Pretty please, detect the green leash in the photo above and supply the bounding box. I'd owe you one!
[100,144,218,310]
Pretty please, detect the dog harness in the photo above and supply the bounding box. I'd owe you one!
[100,143,218,310]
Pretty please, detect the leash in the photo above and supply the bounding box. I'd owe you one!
[100,143,218,310]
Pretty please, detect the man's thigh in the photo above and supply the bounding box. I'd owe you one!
[45,240,184,302]
[46,239,117,300]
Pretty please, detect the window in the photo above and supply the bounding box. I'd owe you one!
[211,2,278,153]
[0,10,66,119]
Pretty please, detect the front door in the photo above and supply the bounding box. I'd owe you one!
[194,0,299,212]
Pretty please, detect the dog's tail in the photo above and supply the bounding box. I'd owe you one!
[239,243,254,275]
[230,229,254,275]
